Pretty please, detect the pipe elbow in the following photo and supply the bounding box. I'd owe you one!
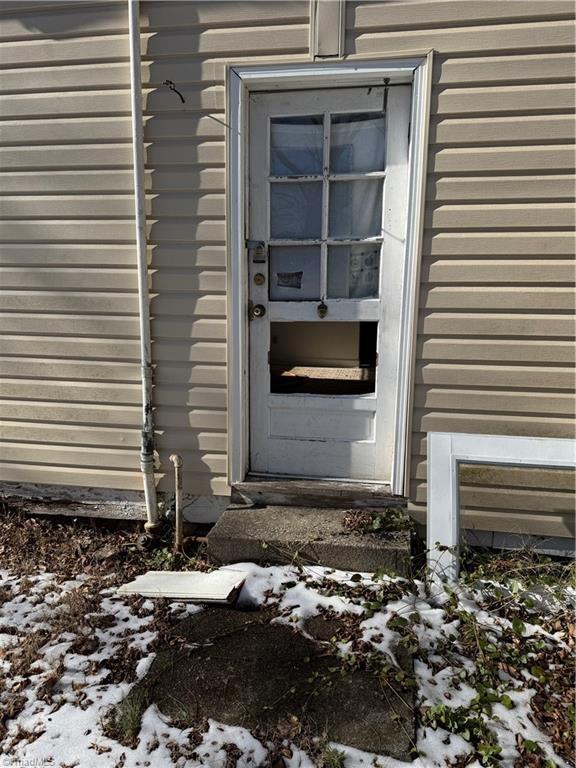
[169,453,183,469]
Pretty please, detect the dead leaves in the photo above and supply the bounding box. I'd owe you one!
[89,741,112,754]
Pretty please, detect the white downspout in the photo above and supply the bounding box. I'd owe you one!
[128,0,159,532]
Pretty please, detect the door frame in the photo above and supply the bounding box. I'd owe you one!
[226,56,433,495]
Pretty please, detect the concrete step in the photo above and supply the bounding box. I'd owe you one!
[232,476,406,509]
[206,504,412,576]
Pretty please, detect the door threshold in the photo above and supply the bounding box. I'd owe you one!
[247,472,388,486]
[232,475,404,510]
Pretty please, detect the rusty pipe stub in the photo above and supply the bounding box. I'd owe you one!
[169,454,184,552]
[169,453,183,481]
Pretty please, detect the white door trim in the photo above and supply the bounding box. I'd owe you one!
[226,56,433,493]
[427,432,576,584]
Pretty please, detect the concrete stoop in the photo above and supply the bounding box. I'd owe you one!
[207,504,412,576]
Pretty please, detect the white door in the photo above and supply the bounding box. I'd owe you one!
[248,86,410,482]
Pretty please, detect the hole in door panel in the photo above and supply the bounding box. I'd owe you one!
[270,321,376,395]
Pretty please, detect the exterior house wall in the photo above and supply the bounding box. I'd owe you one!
[139,1,311,498]
[342,0,575,537]
[0,1,574,538]
[0,0,144,492]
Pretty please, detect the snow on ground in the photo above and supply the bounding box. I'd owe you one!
[0,562,572,768]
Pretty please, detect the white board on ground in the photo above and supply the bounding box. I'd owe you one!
[117,570,246,603]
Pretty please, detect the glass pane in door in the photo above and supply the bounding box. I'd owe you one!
[271,116,323,176]
[330,112,385,173]
[327,244,380,298]
[271,182,322,239]
[328,179,383,238]
[269,246,321,300]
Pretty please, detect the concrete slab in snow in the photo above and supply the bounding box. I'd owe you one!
[124,607,415,760]
[117,569,246,602]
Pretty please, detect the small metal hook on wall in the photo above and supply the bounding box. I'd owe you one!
[163,79,186,103]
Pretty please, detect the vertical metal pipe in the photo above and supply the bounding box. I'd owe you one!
[170,455,184,552]
[128,0,159,531]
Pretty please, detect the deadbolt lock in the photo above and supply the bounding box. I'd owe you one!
[250,303,266,320]
[254,273,266,286]
[246,240,267,263]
